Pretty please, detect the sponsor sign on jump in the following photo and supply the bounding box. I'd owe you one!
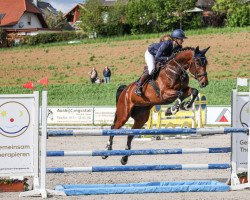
[232,91,250,171]
[47,106,134,125]
[0,96,36,176]
[206,106,231,125]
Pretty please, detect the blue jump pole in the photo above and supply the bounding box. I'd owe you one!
[46,163,231,173]
[47,147,231,157]
[47,127,249,137]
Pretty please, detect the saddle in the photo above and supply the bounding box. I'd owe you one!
[135,64,164,97]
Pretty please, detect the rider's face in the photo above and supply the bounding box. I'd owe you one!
[176,38,184,45]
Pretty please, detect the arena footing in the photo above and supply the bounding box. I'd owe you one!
[55,180,230,195]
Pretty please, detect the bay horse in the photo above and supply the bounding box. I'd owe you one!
[103,46,210,165]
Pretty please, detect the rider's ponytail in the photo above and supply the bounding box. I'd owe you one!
[159,34,171,42]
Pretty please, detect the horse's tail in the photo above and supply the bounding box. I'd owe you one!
[116,85,127,103]
[111,85,127,129]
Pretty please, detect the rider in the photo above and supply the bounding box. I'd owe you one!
[135,29,187,96]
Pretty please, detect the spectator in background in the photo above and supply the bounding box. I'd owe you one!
[103,65,111,84]
[88,67,98,84]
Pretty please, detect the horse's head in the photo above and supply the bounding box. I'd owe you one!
[189,46,210,88]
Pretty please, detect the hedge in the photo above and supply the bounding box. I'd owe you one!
[25,31,88,45]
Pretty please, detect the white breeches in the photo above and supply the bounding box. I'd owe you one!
[145,50,155,75]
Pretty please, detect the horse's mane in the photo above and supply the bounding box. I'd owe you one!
[167,46,195,62]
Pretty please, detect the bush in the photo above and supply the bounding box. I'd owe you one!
[25,31,88,45]
[226,5,250,27]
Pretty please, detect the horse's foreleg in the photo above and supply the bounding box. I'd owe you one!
[165,91,185,116]
[180,88,199,111]
[121,135,134,165]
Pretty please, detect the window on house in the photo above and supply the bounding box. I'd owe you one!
[27,15,31,25]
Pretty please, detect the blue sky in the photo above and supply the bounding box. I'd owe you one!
[44,0,84,13]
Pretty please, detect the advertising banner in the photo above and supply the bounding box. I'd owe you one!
[0,95,37,176]
[47,106,134,125]
[47,107,94,124]
[206,106,231,125]
[232,91,250,171]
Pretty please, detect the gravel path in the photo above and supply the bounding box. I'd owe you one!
[1,134,250,199]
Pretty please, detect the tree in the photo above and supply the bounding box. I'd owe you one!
[126,0,157,34]
[79,0,104,36]
[44,11,68,29]
[212,0,250,27]
[106,0,130,35]
[155,0,196,30]
[126,0,196,34]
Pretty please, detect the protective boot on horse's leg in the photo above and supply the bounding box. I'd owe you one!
[180,88,199,111]
[165,91,185,116]
[135,67,151,96]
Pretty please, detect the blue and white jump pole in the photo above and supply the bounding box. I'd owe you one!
[47,147,231,157]
[47,163,231,173]
[48,127,249,137]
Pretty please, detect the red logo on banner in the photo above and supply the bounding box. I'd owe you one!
[219,115,228,122]
[215,108,230,123]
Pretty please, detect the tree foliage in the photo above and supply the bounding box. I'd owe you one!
[77,0,248,36]
[125,0,196,34]
[44,11,68,29]
[107,0,129,35]
[212,0,250,27]
[79,0,104,35]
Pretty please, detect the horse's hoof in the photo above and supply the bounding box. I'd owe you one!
[102,145,112,159]
[121,157,128,165]
[165,108,172,116]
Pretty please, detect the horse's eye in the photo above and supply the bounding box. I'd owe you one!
[198,58,206,66]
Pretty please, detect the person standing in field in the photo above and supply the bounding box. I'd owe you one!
[88,67,98,84]
[103,65,111,84]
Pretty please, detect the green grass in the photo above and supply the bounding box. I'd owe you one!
[0,78,248,106]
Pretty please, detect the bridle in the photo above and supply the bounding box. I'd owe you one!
[161,49,208,82]
[190,56,207,80]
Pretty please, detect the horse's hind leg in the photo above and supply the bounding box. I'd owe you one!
[121,107,151,165]
[120,135,134,165]
[102,109,131,160]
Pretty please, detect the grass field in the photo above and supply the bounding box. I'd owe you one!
[0,27,249,106]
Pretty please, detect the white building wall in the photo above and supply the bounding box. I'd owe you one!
[13,12,43,29]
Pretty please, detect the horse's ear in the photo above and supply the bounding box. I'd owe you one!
[201,46,210,55]
[195,46,200,54]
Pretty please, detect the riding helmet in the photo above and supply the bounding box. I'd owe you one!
[170,29,187,39]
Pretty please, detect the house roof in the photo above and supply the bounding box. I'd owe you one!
[64,3,84,18]
[38,1,58,15]
[0,0,47,27]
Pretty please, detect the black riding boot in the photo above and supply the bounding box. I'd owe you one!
[135,71,151,96]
